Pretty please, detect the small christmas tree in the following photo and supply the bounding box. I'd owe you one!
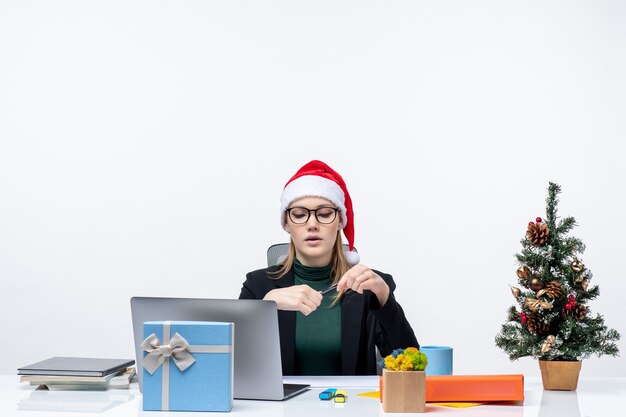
[495,183,620,361]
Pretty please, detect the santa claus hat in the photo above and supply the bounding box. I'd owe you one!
[280,160,360,265]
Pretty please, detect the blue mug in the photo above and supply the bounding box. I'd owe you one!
[420,346,453,376]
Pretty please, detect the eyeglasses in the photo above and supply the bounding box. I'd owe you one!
[286,206,339,225]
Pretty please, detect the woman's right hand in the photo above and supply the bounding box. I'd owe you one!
[263,285,323,316]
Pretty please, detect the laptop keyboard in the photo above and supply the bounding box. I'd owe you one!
[283,383,310,398]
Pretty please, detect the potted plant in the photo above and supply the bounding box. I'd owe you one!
[379,347,427,413]
[495,183,620,390]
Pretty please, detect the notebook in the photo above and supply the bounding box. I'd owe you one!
[18,357,135,377]
[130,296,310,401]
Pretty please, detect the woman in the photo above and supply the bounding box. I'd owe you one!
[239,160,418,375]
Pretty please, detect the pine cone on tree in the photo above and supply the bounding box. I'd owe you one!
[543,281,563,299]
[562,304,587,321]
[526,313,550,335]
[527,222,550,245]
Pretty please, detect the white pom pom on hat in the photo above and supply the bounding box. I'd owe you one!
[343,249,360,266]
[280,160,360,265]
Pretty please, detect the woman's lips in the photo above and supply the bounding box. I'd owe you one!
[305,236,322,245]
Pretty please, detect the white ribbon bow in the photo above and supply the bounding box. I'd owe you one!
[141,332,196,375]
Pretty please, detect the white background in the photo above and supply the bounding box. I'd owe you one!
[1,0,624,376]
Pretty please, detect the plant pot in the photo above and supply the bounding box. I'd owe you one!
[538,359,582,391]
[381,369,426,413]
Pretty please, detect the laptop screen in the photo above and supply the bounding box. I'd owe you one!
[130,297,296,400]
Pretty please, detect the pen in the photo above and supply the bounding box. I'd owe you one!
[321,284,352,296]
[321,284,338,295]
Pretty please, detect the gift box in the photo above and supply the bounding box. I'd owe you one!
[142,321,234,412]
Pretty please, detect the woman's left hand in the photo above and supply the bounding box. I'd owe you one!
[336,264,390,307]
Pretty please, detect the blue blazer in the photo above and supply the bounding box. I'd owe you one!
[239,266,418,375]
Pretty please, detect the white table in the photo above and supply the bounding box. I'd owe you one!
[2,375,625,416]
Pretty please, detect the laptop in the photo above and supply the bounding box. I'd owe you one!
[130,297,310,401]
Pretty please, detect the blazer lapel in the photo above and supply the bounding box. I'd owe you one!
[275,269,297,374]
[340,291,365,374]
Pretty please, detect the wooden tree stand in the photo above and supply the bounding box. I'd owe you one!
[381,369,426,413]
[538,360,582,391]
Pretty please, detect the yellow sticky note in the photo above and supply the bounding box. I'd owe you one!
[356,391,487,408]
[357,391,380,399]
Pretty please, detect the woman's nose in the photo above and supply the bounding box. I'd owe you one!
[306,216,320,230]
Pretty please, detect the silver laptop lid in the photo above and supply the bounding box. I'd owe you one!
[130,297,287,400]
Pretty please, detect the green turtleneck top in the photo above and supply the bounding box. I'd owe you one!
[293,258,342,375]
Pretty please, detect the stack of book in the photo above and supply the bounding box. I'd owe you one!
[18,357,136,390]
